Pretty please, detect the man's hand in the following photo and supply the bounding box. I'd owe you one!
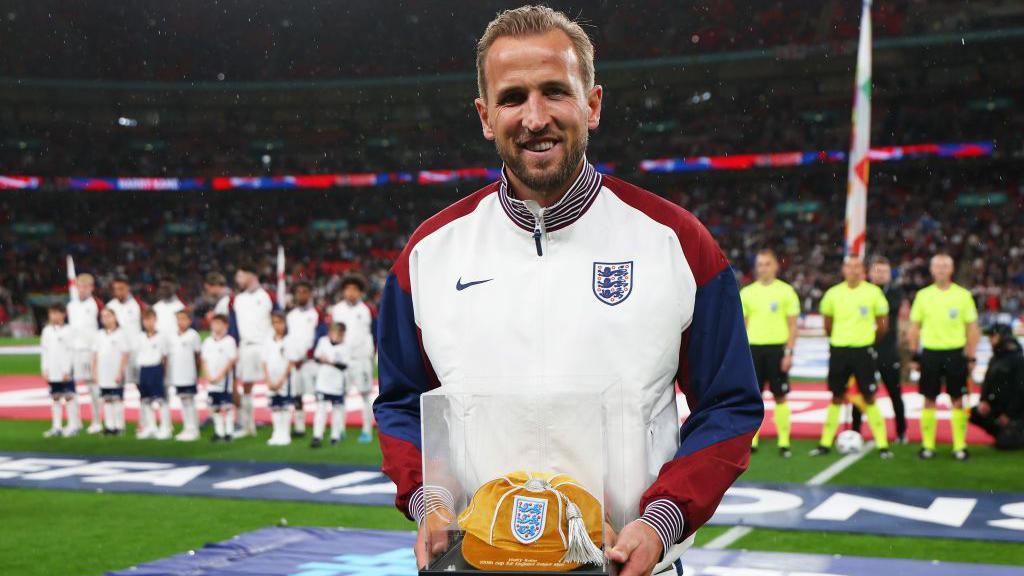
[414,510,452,569]
[605,520,663,576]
[780,354,793,373]
[977,401,991,416]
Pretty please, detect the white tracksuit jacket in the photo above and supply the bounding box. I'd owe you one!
[374,161,762,569]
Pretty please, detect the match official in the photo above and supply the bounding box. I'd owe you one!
[851,256,908,443]
[908,253,979,461]
[740,249,799,458]
[810,257,893,459]
[373,7,762,575]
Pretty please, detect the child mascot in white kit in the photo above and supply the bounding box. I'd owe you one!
[311,322,350,448]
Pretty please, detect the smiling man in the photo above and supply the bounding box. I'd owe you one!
[373,6,762,576]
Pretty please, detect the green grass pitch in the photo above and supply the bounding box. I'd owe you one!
[2,346,1023,574]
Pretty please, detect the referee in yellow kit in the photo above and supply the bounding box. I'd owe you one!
[908,253,980,461]
[741,249,800,458]
[810,256,894,459]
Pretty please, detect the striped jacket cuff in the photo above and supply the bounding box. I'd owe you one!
[638,499,685,558]
[409,485,456,524]
[408,486,426,523]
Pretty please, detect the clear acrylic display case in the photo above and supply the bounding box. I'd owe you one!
[419,377,623,575]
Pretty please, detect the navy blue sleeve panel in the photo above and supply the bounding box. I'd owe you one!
[641,266,763,540]
[373,272,433,519]
[227,295,240,343]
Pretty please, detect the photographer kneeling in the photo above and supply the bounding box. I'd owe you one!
[971,323,1024,450]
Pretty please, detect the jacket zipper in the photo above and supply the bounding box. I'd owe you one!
[524,200,546,257]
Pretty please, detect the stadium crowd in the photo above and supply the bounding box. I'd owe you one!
[3,0,1010,82]
[3,163,1022,333]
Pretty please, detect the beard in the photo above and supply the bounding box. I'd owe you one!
[497,129,588,198]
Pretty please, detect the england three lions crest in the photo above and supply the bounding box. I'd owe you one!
[593,261,633,306]
[511,495,547,544]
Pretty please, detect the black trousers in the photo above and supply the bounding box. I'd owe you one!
[852,348,907,437]
[970,407,1024,450]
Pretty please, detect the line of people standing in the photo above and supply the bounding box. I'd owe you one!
[741,250,1017,459]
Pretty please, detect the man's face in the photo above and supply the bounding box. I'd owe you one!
[176,313,191,332]
[475,30,602,197]
[113,282,129,301]
[342,284,363,304]
[157,282,175,301]
[755,254,778,282]
[204,283,223,298]
[843,258,865,283]
[869,263,891,285]
[930,255,954,283]
[235,270,253,291]
[48,310,66,325]
[295,285,311,307]
[78,278,94,299]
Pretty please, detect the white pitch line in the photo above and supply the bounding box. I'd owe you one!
[702,525,752,550]
[704,441,876,550]
[807,441,875,486]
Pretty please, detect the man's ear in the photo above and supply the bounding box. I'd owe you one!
[586,85,603,130]
[475,97,495,140]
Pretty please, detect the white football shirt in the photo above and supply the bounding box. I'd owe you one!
[67,295,101,351]
[93,328,130,388]
[233,288,273,345]
[152,297,185,336]
[166,328,201,385]
[40,324,75,381]
[330,300,374,358]
[136,331,169,367]
[201,334,238,393]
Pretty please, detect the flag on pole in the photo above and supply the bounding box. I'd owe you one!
[276,245,287,307]
[67,255,79,302]
[844,0,872,259]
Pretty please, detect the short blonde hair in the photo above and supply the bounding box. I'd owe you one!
[77,273,94,285]
[476,5,595,101]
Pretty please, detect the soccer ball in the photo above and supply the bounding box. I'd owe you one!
[836,430,865,455]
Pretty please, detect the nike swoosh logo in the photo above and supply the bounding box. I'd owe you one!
[456,277,493,291]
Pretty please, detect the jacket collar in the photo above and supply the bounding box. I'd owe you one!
[497,158,602,232]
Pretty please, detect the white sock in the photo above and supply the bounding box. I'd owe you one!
[50,399,62,430]
[212,411,225,437]
[88,384,102,426]
[294,401,306,433]
[103,400,114,429]
[331,403,344,440]
[115,400,125,430]
[277,410,291,440]
[313,400,328,439]
[67,395,81,429]
[225,407,235,436]
[159,401,172,435]
[140,403,154,432]
[361,394,373,435]
[241,393,254,431]
[181,396,197,432]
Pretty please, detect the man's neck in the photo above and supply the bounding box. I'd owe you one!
[846,279,862,289]
[505,159,585,209]
[758,277,775,286]
[935,280,953,290]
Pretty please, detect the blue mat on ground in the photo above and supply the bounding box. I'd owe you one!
[4,451,1024,542]
[107,527,1024,576]
[0,451,394,506]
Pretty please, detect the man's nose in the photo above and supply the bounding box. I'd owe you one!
[522,92,550,133]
